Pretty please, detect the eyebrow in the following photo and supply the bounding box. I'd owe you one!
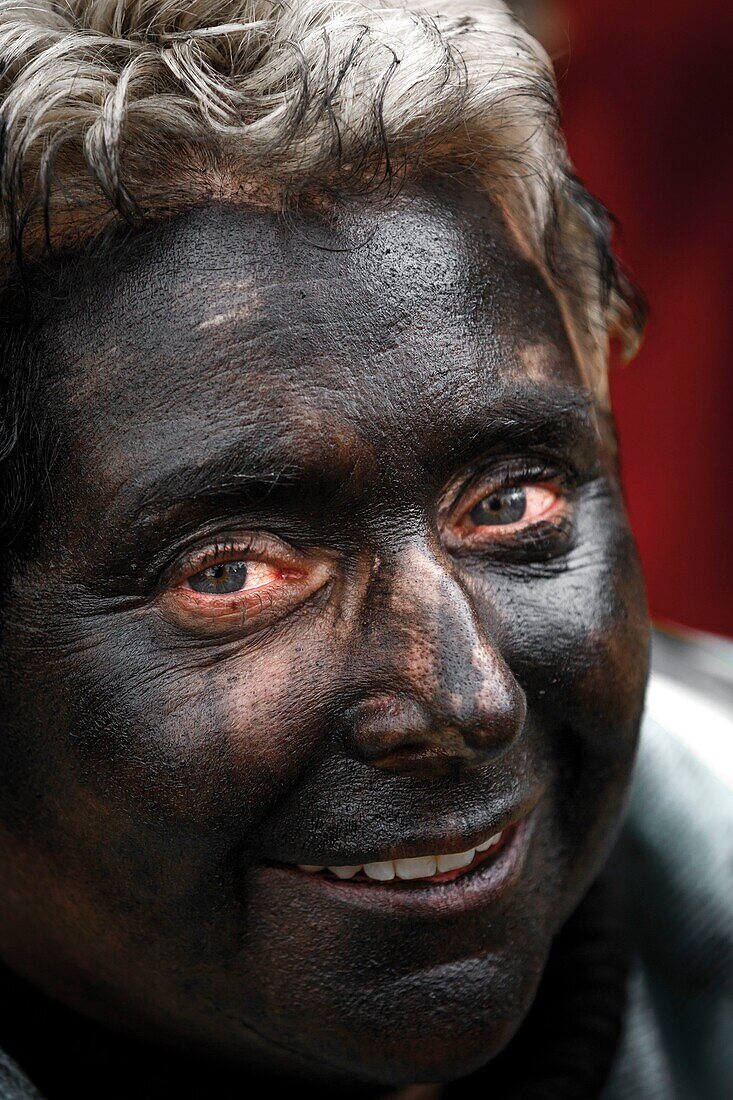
[111,382,599,543]
[438,385,598,470]
[120,438,309,531]
[107,420,373,554]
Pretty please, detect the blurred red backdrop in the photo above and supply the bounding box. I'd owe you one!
[557,1,733,637]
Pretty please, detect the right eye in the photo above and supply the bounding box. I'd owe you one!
[159,534,333,636]
[450,479,564,544]
[187,560,254,595]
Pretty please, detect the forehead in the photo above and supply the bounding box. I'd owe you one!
[38,177,586,507]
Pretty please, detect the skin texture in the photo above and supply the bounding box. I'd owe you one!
[0,176,650,1092]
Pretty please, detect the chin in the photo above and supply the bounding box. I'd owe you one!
[239,948,549,1091]
[344,1026,523,1088]
[301,1015,532,1089]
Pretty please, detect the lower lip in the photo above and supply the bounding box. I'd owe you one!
[268,812,537,918]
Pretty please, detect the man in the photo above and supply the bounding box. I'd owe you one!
[0,2,729,1098]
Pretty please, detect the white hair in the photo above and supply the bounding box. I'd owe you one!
[0,0,644,398]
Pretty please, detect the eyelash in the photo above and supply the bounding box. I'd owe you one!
[477,458,564,492]
[179,538,256,579]
[457,459,565,513]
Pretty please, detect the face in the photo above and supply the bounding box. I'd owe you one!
[0,177,649,1088]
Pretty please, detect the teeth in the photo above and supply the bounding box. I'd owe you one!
[436,848,475,872]
[395,855,438,879]
[297,828,504,882]
[328,865,361,879]
[364,860,396,881]
[476,832,502,852]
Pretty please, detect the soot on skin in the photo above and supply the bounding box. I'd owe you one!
[0,176,650,1092]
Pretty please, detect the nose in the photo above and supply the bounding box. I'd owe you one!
[344,545,526,774]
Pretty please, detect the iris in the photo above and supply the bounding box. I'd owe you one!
[470,487,526,526]
[188,561,248,594]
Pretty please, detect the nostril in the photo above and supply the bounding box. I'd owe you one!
[463,678,527,753]
[343,694,435,766]
[343,683,525,774]
[365,741,477,776]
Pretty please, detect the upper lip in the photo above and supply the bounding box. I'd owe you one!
[261,789,542,868]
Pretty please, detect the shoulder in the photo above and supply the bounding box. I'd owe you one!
[605,627,733,1100]
[630,627,733,932]
[0,1051,42,1100]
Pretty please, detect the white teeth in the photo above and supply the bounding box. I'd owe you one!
[436,848,475,872]
[364,860,396,881]
[299,829,505,882]
[395,855,438,880]
[476,831,502,852]
[328,865,361,879]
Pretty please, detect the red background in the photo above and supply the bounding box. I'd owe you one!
[557,2,732,637]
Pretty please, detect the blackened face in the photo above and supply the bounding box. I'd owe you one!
[0,178,649,1087]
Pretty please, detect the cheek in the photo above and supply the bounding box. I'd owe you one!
[1,599,351,882]
[66,634,347,835]
[469,507,649,909]
[483,505,649,741]
[0,610,352,1003]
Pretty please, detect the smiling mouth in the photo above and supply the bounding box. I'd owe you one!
[292,823,517,887]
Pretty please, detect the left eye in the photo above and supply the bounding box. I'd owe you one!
[187,560,249,594]
[463,483,560,534]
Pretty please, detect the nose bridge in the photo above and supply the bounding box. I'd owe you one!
[345,544,526,770]
[393,546,498,718]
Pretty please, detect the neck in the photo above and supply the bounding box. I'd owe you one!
[386,1088,443,1100]
[385,1086,442,1095]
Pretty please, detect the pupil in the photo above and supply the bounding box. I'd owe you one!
[189,560,249,594]
[470,487,526,527]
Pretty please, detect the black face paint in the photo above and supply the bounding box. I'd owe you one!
[0,176,649,1089]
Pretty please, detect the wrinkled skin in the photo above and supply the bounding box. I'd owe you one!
[0,177,649,1090]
